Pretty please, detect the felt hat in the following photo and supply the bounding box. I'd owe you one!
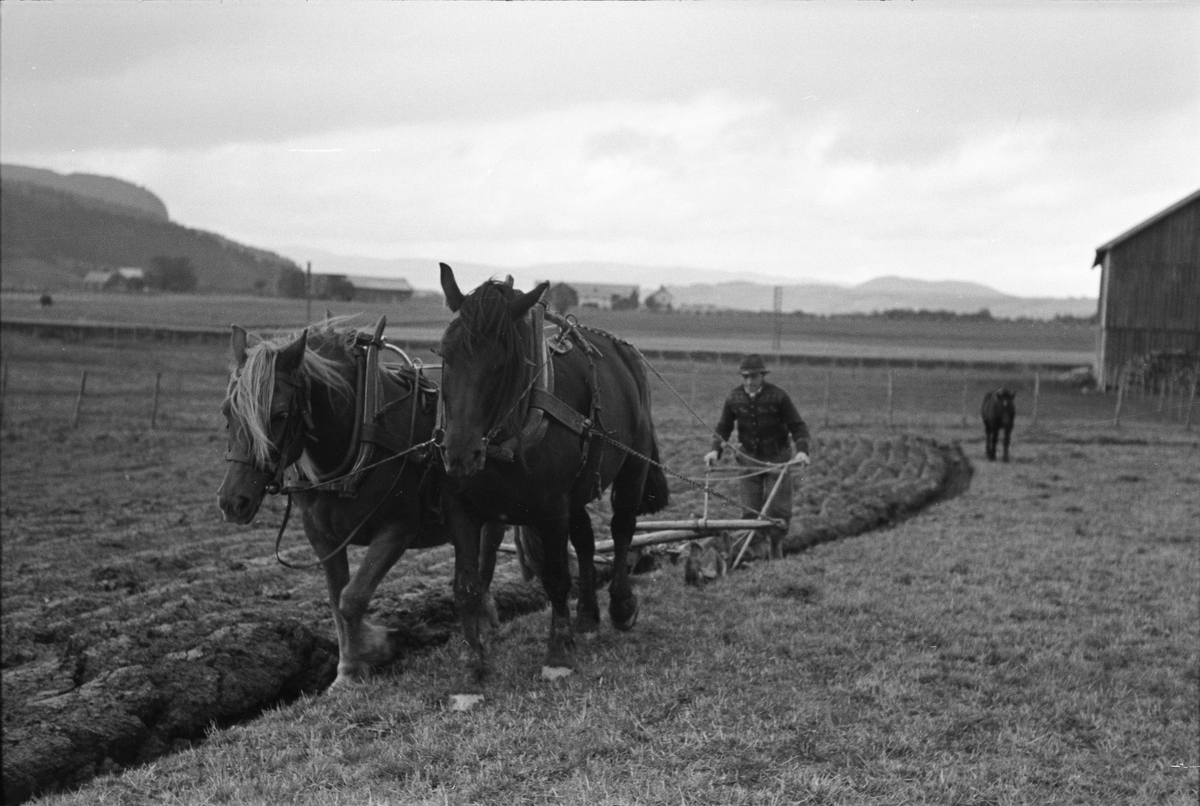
[739,354,768,375]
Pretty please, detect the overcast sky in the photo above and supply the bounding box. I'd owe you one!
[2,1,1197,297]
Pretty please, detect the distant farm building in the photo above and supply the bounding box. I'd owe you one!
[308,274,413,304]
[1092,188,1200,388]
[570,283,640,310]
[83,267,145,292]
[644,285,674,311]
[343,275,414,304]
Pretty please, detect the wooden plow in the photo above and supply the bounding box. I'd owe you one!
[499,463,802,570]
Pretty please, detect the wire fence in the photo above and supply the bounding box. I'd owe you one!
[1,355,1195,438]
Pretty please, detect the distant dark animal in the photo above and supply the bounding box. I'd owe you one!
[981,388,1016,462]
[437,263,669,692]
[38,293,53,307]
[216,320,506,688]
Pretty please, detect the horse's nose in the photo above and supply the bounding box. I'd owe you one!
[442,444,485,477]
[218,493,260,524]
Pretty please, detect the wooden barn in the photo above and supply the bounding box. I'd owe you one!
[1093,188,1200,388]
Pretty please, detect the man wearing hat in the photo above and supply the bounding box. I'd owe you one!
[704,354,810,560]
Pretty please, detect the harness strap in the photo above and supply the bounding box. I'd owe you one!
[529,387,588,435]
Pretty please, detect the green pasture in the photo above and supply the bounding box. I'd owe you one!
[29,437,1199,806]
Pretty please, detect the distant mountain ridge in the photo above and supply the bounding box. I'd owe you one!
[663,277,1098,319]
[1,163,169,221]
[276,248,1097,320]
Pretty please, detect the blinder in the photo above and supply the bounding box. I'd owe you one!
[224,366,313,494]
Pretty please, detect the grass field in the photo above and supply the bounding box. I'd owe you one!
[1,290,1096,363]
[26,435,1199,806]
[3,305,1195,805]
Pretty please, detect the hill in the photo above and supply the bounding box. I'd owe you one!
[273,249,1097,321]
[663,276,1098,319]
[0,163,169,221]
[0,179,300,294]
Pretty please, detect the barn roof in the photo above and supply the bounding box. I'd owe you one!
[570,283,639,296]
[344,274,412,292]
[1093,187,1200,266]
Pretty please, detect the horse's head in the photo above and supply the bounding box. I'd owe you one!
[217,326,313,524]
[996,387,1016,407]
[438,262,549,477]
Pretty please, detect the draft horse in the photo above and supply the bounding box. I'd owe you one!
[437,263,670,687]
[981,387,1016,462]
[216,320,505,687]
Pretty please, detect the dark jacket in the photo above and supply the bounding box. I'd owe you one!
[712,381,810,459]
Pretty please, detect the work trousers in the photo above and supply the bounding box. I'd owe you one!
[735,444,793,560]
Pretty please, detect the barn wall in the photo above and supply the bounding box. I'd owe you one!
[1098,197,1200,386]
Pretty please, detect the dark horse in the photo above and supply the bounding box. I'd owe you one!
[981,388,1016,462]
[216,321,505,688]
[438,264,669,686]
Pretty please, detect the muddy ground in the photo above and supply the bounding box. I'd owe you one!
[1,422,961,805]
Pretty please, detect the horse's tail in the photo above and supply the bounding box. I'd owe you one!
[636,438,670,515]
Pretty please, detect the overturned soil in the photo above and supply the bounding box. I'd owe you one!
[1,426,965,805]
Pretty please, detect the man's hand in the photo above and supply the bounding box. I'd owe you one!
[703,450,720,468]
[790,451,810,466]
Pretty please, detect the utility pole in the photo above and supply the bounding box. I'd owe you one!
[305,261,313,324]
[772,285,783,352]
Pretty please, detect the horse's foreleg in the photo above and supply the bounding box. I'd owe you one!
[538,512,576,677]
[336,524,411,682]
[568,504,601,634]
[478,522,506,631]
[1002,425,1012,462]
[448,509,491,690]
[305,526,355,688]
[985,427,996,461]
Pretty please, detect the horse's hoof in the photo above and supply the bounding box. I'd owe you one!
[574,612,601,635]
[541,665,574,681]
[448,693,486,711]
[611,597,639,632]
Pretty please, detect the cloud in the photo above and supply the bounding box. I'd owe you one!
[2,2,1197,297]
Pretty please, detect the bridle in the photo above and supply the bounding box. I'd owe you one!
[224,366,314,495]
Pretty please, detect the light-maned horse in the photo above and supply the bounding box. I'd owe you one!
[437,263,670,688]
[216,321,506,687]
[981,387,1016,462]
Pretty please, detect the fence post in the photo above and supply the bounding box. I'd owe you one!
[73,370,88,428]
[0,359,8,427]
[689,360,697,409]
[887,368,894,428]
[1030,370,1040,429]
[1114,367,1125,429]
[150,371,163,429]
[1186,373,1197,431]
[960,368,969,427]
[823,367,831,428]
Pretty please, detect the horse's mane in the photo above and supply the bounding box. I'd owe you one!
[226,324,356,474]
[442,281,530,439]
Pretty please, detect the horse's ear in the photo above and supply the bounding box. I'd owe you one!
[441,263,465,313]
[503,275,514,288]
[277,329,308,371]
[509,281,550,321]
[231,325,249,368]
[325,308,334,322]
